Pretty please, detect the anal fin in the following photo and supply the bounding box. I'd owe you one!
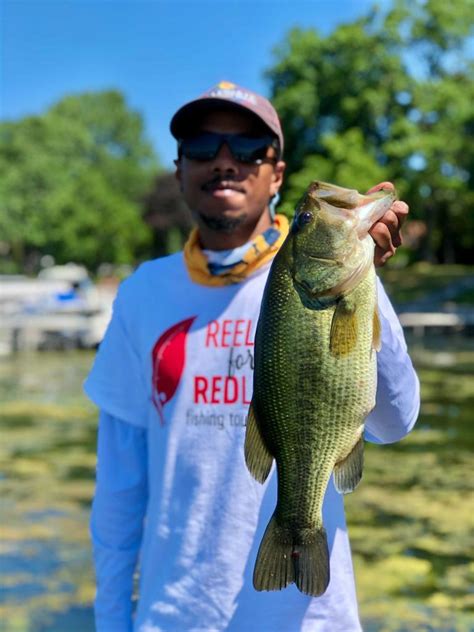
[244,402,273,483]
[334,434,364,494]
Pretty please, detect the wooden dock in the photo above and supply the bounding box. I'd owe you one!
[1,273,473,354]
[398,310,474,336]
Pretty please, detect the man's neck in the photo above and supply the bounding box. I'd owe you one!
[196,210,273,251]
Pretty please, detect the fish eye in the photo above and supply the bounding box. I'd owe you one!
[291,210,314,233]
[298,211,313,227]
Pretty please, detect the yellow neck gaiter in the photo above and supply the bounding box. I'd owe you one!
[183,214,289,287]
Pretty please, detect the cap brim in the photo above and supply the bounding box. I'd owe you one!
[170,98,280,147]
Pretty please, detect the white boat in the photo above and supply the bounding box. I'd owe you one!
[0,265,116,354]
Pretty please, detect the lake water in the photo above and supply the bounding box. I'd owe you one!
[1,344,473,632]
[0,352,96,632]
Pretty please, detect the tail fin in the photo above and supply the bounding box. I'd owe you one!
[253,515,330,597]
[293,530,330,596]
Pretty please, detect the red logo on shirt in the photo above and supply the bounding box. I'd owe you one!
[151,316,196,424]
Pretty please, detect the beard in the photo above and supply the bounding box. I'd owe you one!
[195,211,248,234]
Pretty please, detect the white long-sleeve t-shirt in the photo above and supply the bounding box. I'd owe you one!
[86,253,420,632]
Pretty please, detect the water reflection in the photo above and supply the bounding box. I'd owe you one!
[0,344,473,631]
[0,352,96,632]
[346,336,474,631]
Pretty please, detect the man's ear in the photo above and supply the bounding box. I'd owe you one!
[270,160,286,197]
[174,159,183,191]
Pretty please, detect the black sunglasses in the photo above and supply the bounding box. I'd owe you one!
[178,132,279,164]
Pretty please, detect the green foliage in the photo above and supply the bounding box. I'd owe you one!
[0,91,158,271]
[268,0,473,263]
[281,129,388,214]
[379,261,474,304]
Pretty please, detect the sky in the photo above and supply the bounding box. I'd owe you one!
[1,0,390,168]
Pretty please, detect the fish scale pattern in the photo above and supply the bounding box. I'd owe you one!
[247,180,394,596]
[256,254,376,524]
[251,238,377,594]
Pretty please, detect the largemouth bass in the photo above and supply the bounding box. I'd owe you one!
[245,181,397,597]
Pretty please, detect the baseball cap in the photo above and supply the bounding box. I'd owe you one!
[170,80,284,156]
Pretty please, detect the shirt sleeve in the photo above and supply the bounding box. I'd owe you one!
[364,278,420,444]
[84,282,149,428]
[91,411,148,632]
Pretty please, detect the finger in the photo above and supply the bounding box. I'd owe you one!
[374,244,395,268]
[369,222,397,255]
[377,209,403,248]
[391,200,409,227]
[365,181,395,195]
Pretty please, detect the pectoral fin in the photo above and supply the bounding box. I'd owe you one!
[244,403,273,483]
[372,307,382,352]
[330,298,358,357]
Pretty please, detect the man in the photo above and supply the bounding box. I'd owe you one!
[86,81,420,632]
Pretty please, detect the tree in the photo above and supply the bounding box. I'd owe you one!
[266,0,473,263]
[142,172,194,258]
[383,0,474,263]
[0,91,159,271]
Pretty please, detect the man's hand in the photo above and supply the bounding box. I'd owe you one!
[366,182,409,267]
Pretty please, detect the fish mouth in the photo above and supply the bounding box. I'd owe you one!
[355,192,397,236]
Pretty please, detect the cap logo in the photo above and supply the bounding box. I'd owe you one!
[218,81,236,90]
[209,82,258,106]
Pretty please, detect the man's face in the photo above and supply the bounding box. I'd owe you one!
[175,109,285,248]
